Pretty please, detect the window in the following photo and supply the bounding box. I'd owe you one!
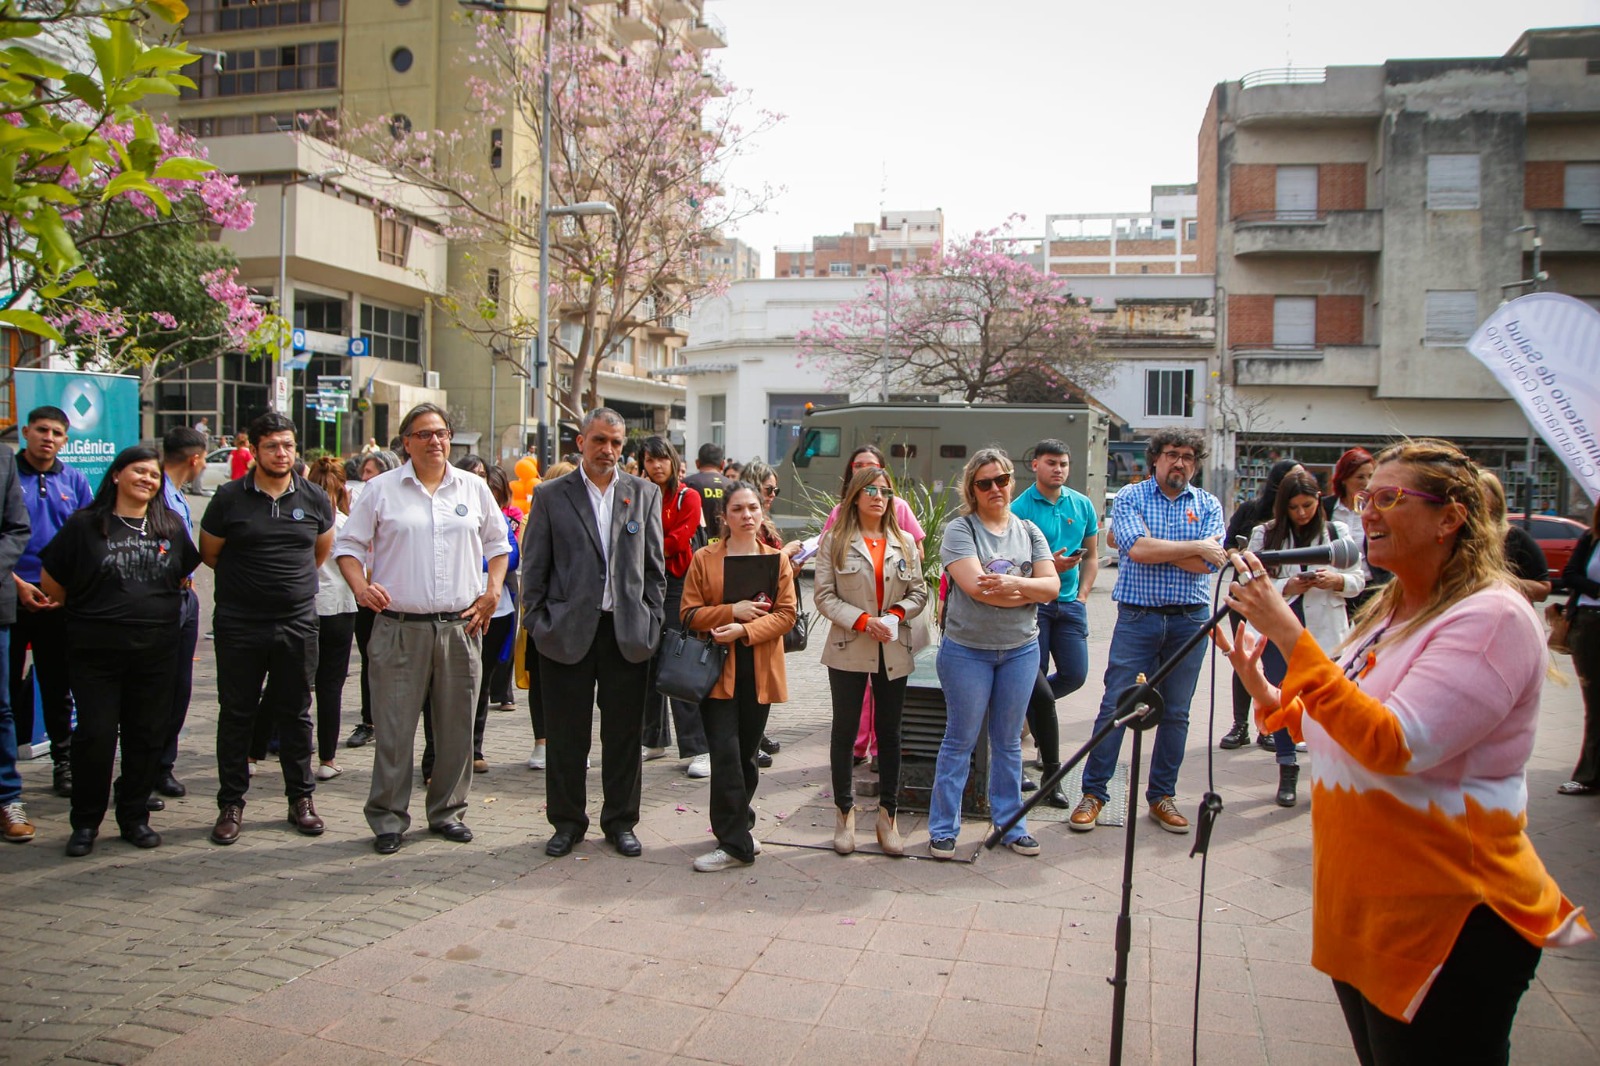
[1185,220,1198,241]
[391,47,413,73]
[490,129,503,169]
[1424,290,1478,346]
[1566,163,1600,210]
[182,42,339,98]
[179,109,336,139]
[1427,154,1481,210]
[1273,297,1316,349]
[793,427,840,467]
[486,269,500,304]
[183,0,341,35]
[375,215,412,266]
[828,262,852,276]
[1275,165,1319,221]
[1145,368,1195,418]
[389,113,412,139]
[359,303,422,365]
[705,394,726,448]
[939,444,968,459]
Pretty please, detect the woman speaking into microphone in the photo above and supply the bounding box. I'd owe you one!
[1216,439,1590,1065]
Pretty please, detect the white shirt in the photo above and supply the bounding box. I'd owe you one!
[315,511,359,616]
[334,460,511,614]
[579,461,618,611]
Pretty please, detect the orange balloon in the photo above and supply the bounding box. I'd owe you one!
[515,456,538,482]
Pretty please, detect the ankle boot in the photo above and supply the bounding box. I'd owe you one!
[833,807,855,854]
[875,809,903,856]
[1276,764,1300,807]
[1040,764,1071,808]
[1220,720,1250,750]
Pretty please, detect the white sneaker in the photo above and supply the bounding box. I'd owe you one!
[751,838,762,856]
[642,746,667,761]
[526,744,546,770]
[315,763,342,780]
[685,753,711,778]
[693,847,752,872]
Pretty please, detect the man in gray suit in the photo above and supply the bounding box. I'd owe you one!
[523,408,665,857]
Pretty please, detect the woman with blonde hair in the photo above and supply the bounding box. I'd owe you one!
[1480,470,1551,603]
[813,465,927,855]
[1218,438,1590,1064]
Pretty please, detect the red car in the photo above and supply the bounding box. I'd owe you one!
[1507,513,1588,585]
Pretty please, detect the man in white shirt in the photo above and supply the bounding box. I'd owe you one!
[335,403,510,855]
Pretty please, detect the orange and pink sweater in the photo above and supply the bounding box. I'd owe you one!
[1262,584,1592,1021]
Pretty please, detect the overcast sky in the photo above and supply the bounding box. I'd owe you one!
[709,0,1600,274]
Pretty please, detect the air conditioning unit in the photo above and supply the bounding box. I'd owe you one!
[424,370,440,390]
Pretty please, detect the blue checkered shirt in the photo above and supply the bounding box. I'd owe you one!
[1109,477,1224,607]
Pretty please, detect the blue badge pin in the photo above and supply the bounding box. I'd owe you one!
[625,519,640,534]
[291,507,305,521]
[455,504,469,517]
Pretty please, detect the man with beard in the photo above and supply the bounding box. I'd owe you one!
[1069,429,1223,835]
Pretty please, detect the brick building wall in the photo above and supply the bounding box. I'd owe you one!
[1315,295,1364,345]
[1525,161,1565,209]
[1227,294,1275,347]
[1318,164,1367,212]
[1195,89,1220,272]
[1229,164,1276,219]
[1227,293,1363,347]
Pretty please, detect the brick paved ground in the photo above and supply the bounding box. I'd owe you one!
[2,537,1596,1064]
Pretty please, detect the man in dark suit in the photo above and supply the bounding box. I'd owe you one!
[522,408,665,857]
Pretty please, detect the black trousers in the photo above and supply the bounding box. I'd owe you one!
[525,631,545,741]
[1567,610,1600,786]
[539,614,647,838]
[828,658,905,817]
[642,574,709,757]
[473,613,515,758]
[1333,905,1541,1066]
[702,643,769,863]
[158,588,200,773]
[314,612,357,763]
[214,611,318,809]
[9,605,74,764]
[1025,670,1059,766]
[68,632,179,831]
[354,606,376,727]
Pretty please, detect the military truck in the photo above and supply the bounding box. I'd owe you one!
[773,402,1109,530]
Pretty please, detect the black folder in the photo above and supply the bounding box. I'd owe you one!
[723,554,780,606]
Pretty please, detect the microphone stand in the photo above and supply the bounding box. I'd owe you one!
[985,597,1235,1066]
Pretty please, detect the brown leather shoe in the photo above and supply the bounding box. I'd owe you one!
[1068,794,1104,832]
[211,803,244,845]
[288,797,325,836]
[2,801,35,843]
[1148,796,1191,834]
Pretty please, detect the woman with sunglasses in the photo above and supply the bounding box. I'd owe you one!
[813,466,927,855]
[1218,439,1591,1065]
[927,449,1059,859]
[39,446,201,856]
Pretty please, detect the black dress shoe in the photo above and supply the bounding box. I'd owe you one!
[430,822,473,843]
[373,833,403,855]
[759,735,780,755]
[155,773,187,798]
[146,796,165,812]
[1021,773,1039,793]
[65,827,97,857]
[545,830,578,857]
[605,829,642,857]
[755,750,772,768]
[119,824,162,849]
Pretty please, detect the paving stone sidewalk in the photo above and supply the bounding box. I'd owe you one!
[2,562,1596,1064]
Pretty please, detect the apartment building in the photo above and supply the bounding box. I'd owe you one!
[773,209,944,278]
[699,236,761,280]
[1044,185,1201,276]
[169,0,726,459]
[1198,25,1600,507]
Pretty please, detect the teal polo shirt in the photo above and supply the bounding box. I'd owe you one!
[1011,482,1099,602]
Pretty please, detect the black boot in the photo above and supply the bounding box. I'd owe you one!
[1276,764,1300,808]
[52,760,72,798]
[1219,721,1250,750]
[1041,763,1071,808]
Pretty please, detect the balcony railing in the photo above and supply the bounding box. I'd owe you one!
[1231,209,1382,256]
[1239,67,1327,90]
[686,11,727,49]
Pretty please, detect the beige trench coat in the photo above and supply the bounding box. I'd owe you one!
[812,529,928,680]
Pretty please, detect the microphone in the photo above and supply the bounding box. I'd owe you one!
[1248,538,1361,570]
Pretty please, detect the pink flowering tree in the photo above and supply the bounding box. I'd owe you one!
[797,224,1108,404]
[340,12,778,419]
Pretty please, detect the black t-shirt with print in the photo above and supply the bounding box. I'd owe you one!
[39,512,201,640]
[200,472,333,620]
[683,469,728,537]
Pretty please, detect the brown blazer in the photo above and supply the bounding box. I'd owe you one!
[680,539,796,704]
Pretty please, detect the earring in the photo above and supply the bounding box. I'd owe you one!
[1435,533,1444,544]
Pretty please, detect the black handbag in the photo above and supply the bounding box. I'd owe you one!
[784,578,809,654]
[655,608,727,703]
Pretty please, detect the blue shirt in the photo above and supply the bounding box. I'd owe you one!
[163,474,195,541]
[1011,483,1099,602]
[1108,477,1224,607]
[14,452,94,584]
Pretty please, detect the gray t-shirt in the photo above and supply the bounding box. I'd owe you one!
[940,514,1051,651]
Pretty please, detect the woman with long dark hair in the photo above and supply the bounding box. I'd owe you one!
[306,457,357,781]
[345,448,402,747]
[1558,499,1600,797]
[39,446,201,857]
[1244,470,1364,805]
[639,436,711,778]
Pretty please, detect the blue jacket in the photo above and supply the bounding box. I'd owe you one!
[15,452,95,583]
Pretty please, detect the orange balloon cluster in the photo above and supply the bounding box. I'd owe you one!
[510,455,540,515]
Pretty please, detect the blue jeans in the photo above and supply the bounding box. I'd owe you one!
[0,627,17,804]
[1082,603,1209,805]
[930,637,1038,844]
[1037,599,1090,699]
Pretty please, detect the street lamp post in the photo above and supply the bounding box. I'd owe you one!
[275,166,344,412]
[1510,224,1547,529]
[459,0,614,469]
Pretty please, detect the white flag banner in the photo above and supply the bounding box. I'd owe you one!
[1466,292,1600,503]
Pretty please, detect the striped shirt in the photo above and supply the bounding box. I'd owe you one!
[1108,477,1223,607]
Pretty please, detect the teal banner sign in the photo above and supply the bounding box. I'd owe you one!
[13,368,141,483]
